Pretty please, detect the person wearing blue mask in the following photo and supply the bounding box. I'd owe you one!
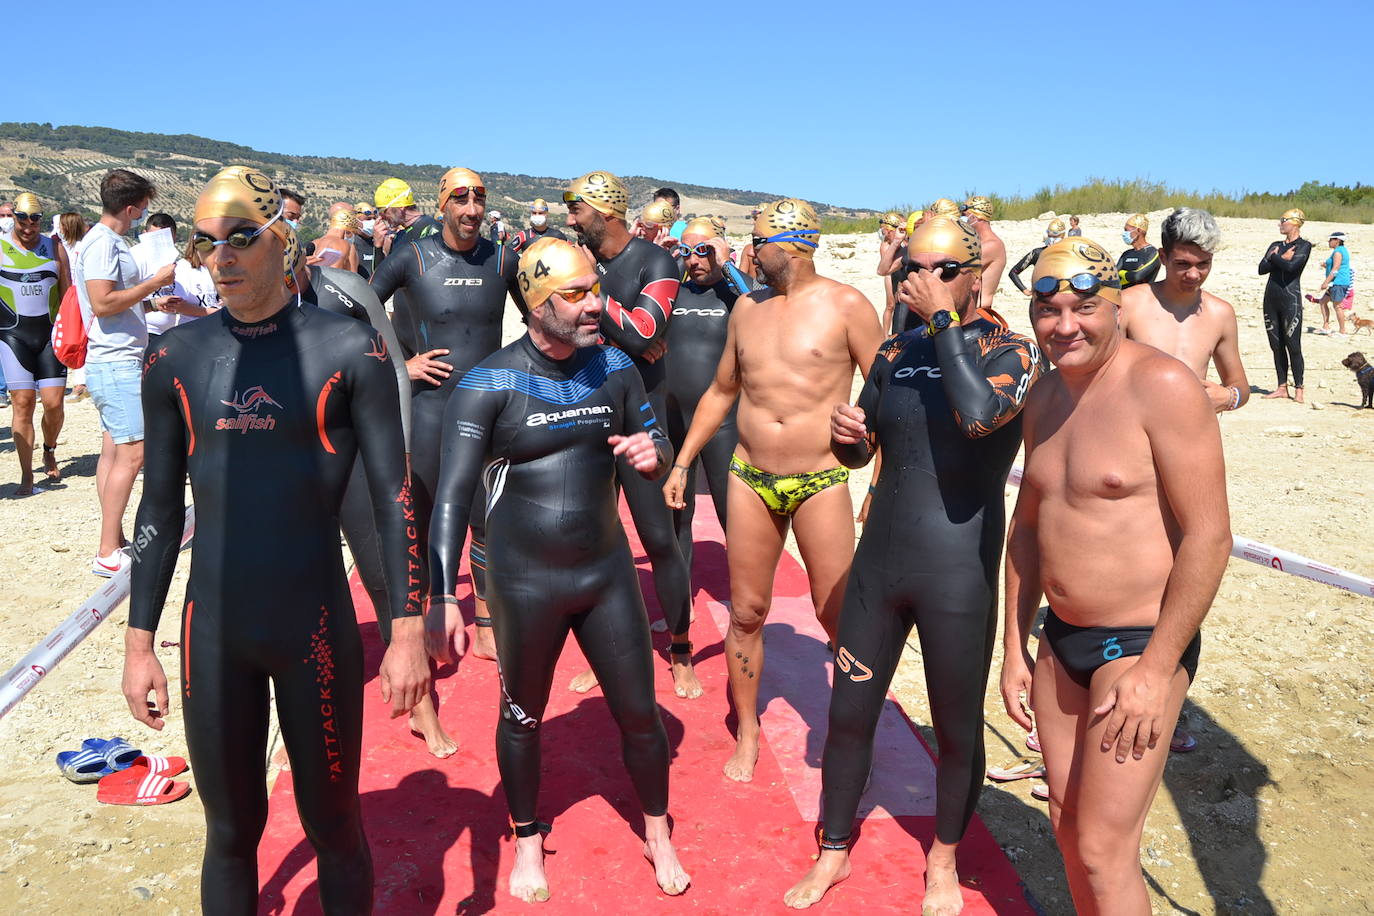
[1117,213,1161,289]
[280,188,305,233]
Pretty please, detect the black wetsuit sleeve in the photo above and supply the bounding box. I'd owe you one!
[129,349,189,632]
[603,255,677,357]
[622,360,673,478]
[348,347,424,619]
[428,380,502,599]
[831,343,888,468]
[1008,247,1041,293]
[934,327,1041,438]
[368,240,411,303]
[1118,247,1162,288]
[498,241,529,317]
[1258,239,1311,281]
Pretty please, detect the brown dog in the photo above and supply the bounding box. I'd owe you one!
[1351,314,1374,335]
[1342,352,1374,408]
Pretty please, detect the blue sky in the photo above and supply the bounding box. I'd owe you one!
[13,1,1373,209]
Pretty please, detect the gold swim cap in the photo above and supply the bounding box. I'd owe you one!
[14,192,41,214]
[374,177,414,209]
[194,166,299,291]
[532,198,548,213]
[681,217,722,240]
[565,171,629,219]
[354,201,372,213]
[1032,238,1121,305]
[1047,218,1067,236]
[963,196,993,221]
[517,237,597,309]
[642,200,677,227]
[329,209,358,234]
[1281,208,1305,226]
[908,217,981,272]
[709,215,727,235]
[929,198,960,219]
[438,167,485,212]
[879,211,903,231]
[1126,213,1149,232]
[753,198,821,259]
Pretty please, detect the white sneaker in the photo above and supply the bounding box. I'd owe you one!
[91,547,132,578]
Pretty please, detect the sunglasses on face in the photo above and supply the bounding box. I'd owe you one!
[676,243,713,258]
[191,223,275,254]
[555,282,601,304]
[902,257,976,281]
[1032,273,1106,297]
[445,186,487,203]
[14,211,43,223]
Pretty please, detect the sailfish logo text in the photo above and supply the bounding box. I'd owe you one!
[216,386,281,433]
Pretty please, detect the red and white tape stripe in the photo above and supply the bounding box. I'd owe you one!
[0,507,196,719]
[1006,467,1373,599]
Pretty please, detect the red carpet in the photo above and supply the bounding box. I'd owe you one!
[257,500,1033,914]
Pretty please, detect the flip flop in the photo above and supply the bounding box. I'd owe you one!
[1170,731,1198,753]
[986,756,1046,782]
[55,748,114,784]
[1025,730,1041,753]
[1030,781,1050,801]
[98,754,188,784]
[82,736,143,771]
[96,772,190,806]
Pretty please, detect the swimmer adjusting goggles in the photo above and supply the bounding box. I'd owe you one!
[1032,272,1117,297]
[752,230,819,251]
[901,256,979,281]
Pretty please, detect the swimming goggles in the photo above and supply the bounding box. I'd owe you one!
[1032,273,1116,297]
[554,282,601,304]
[902,257,978,282]
[444,186,486,202]
[13,211,43,223]
[675,242,713,258]
[751,230,819,250]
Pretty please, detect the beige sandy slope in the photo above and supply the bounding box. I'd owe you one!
[0,215,1370,913]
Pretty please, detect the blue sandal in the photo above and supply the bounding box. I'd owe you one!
[56,747,114,783]
[82,737,143,771]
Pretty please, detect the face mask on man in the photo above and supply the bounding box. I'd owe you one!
[531,213,547,228]
[360,219,376,234]
[1122,230,1135,245]
[286,219,300,231]
[129,207,147,229]
[0,216,13,234]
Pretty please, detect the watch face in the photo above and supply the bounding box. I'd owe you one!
[934,310,953,329]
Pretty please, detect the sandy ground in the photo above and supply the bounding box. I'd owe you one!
[1,214,1372,914]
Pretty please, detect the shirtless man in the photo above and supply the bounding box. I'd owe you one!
[1000,238,1231,916]
[308,208,361,272]
[664,198,883,781]
[875,212,907,334]
[1120,208,1249,413]
[961,196,1007,309]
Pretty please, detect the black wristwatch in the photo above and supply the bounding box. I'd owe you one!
[927,309,959,336]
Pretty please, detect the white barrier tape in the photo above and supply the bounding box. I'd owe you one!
[1006,467,1373,599]
[0,507,196,720]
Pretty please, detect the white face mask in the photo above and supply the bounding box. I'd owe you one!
[129,207,147,228]
[0,216,12,234]
[531,213,547,228]
[1122,230,1135,245]
[361,219,376,234]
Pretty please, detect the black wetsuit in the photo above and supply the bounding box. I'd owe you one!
[429,336,673,823]
[592,238,691,637]
[351,232,380,280]
[1008,246,1046,294]
[887,263,922,334]
[665,273,747,572]
[382,216,442,355]
[370,232,521,607]
[821,311,1045,849]
[1259,237,1312,388]
[131,301,420,915]
[1117,245,1162,289]
[510,225,567,251]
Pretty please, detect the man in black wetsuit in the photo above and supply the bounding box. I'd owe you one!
[784,217,1045,912]
[1259,207,1313,403]
[664,218,753,663]
[351,201,381,279]
[426,237,690,902]
[510,198,566,252]
[122,167,429,916]
[1008,217,1067,294]
[1117,213,1161,290]
[369,167,525,741]
[562,170,698,698]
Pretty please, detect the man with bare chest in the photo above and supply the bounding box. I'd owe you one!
[664,198,883,782]
[962,196,1007,309]
[1000,238,1232,915]
[1120,208,1249,413]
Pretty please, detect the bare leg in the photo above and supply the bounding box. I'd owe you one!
[722,474,787,782]
[95,430,113,503]
[788,483,856,644]
[98,440,142,557]
[783,848,851,908]
[39,386,63,481]
[9,390,37,494]
[642,813,690,895]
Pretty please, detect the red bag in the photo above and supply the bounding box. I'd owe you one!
[51,284,88,369]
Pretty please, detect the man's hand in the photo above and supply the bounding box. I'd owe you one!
[1280,247,1296,261]
[1094,659,1175,762]
[378,617,431,719]
[1202,380,1234,413]
[662,464,690,509]
[406,348,452,384]
[999,646,1036,732]
[609,431,659,474]
[424,597,466,666]
[122,631,169,731]
[831,403,867,444]
[705,237,731,264]
[856,489,873,525]
[153,296,189,313]
[640,339,669,364]
[898,266,957,323]
[151,262,176,289]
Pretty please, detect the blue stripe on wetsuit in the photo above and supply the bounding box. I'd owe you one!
[456,346,634,404]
